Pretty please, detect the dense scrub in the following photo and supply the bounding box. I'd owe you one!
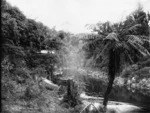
[1,0,78,113]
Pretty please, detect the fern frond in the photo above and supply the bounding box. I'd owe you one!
[127,35,143,44]
[127,39,150,56]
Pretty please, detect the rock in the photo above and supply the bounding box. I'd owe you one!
[40,77,60,90]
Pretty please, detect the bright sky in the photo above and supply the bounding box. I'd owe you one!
[7,0,150,33]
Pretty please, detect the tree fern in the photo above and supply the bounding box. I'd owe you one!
[83,7,150,109]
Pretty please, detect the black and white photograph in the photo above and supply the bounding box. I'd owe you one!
[1,0,150,113]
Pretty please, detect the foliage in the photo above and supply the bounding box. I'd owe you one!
[82,65,150,106]
[2,0,150,112]
[83,6,150,75]
[120,58,150,96]
[83,6,150,68]
[81,73,107,96]
[1,0,62,58]
[1,1,71,113]
[61,79,82,108]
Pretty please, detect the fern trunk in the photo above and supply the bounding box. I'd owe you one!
[103,48,119,107]
[103,74,115,107]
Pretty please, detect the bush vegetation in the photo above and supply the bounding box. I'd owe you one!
[1,0,78,113]
[1,0,150,112]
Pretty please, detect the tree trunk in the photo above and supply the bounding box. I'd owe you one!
[103,75,115,107]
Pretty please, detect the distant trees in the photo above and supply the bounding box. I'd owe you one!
[83,6,150,110]
[1,0,63,61]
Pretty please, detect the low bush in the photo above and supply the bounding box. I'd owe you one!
[81,74,108,96]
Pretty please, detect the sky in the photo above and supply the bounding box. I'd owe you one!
[7,0,150,33]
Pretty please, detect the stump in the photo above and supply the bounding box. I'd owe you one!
[61,79,82,107]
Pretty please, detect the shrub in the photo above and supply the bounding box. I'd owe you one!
[61,79,82,107]
[81,74,107,96]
